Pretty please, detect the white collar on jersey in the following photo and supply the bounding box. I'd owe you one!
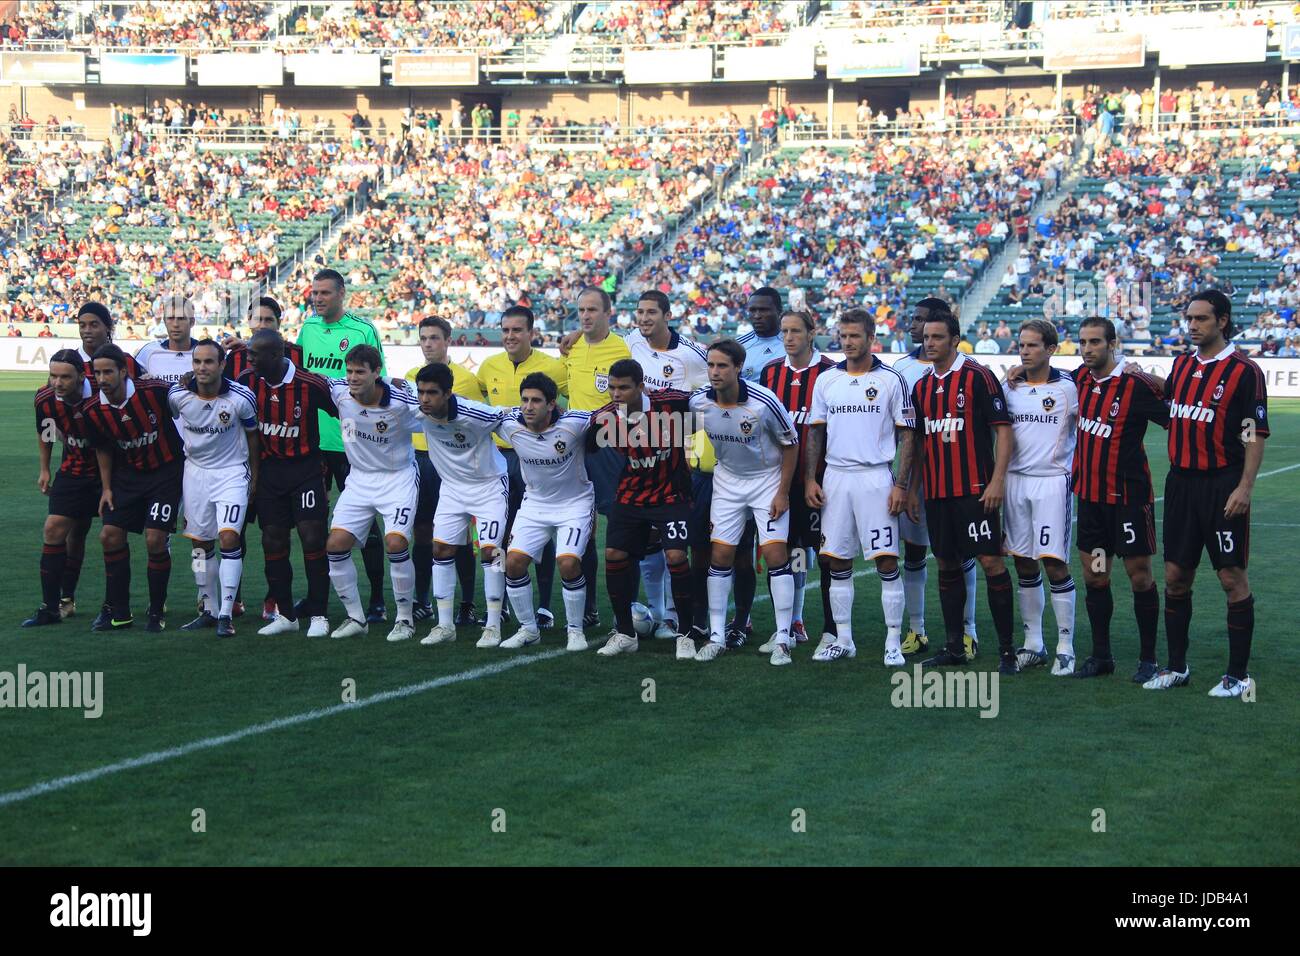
[931,351,967,380]
[1090,355,1126,383]
[1194,342,1235,365]
[267,359,296,387]
[783,350,822,372]
[98,376,136,408]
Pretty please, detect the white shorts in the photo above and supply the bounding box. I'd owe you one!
[434,475,509,549]
[509,497,595,561]
[182,462,250,542]
[330,467,419,544]
[819,464,900,561]
[899,494,929,547]
[1003,472,1074,561]
[711,469,788,547]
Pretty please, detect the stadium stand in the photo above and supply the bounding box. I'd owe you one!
[573,0,801,43]
[284,1,561,52]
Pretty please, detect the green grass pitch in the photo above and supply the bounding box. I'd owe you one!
[0,370,1296,865]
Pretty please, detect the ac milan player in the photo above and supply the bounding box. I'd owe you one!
[23,351,98,628]
[1148,291,1268,697]
[82,345,186,633]
[591,358,697,659]
[905,313,1020,674]
[224,296,304,382]
[238,330,337,638]
[759,309,837,652]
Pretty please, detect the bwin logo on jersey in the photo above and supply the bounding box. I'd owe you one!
[865,385,879,401]
[925,417,965,435]
[1042,396,1056,412]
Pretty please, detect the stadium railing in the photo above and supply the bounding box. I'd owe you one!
[782,115,1079,143]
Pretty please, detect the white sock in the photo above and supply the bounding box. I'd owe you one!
[962,557,978,638]
[1018,572,1045,653]
[389,547,413,624]
[903,557,927,633]
[639,550,667,622]
[218,546,242,618]
[562,574,586,630]
[1050,576,1077,656]
[829,568,854,646]
[506,572,536,630]
[328,550,364,622]
[193,545,215,614]
[768,562,794,646]
[880,565,904,650]
[483,554,504,629]
[707,565,733,644]
[433,556,456,628]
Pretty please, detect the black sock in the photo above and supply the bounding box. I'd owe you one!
[938,567,965,653]
[581,538,598,615]
[1133,584,1159,663]
[733,559,756,629]
[1165,591,1192,673]
[667,555,692,636]
[606,556,638,637]
[304,548,328,617]
[265,549,295,622]
[146,552,171,615]
[362,526,385,607]
[104,545,131,618]
[40,543,67,611]
[536,539,556,614]
[60,549,83,601]
[986,570,1014,654]
[413,541,433,605]
[1226,594,1254,680]
[455,545,477,605]
[1085,583,1114,659]
[819,558,838,637]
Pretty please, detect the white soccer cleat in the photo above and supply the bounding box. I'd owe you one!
[565,628,588,652]
[1143,667,1190,690]
[306,616,330,638]
[769,642,792,666]
[420,623,457,646]
[758,632,782,654]
[386,621,415,643]
[1017,646,1049,669]
[595,631,638,656]
[499,626,541,649]
[331,617,368,639]
[476,626,502,649]
[675,635,697,660]
[694,640,726,662]
[258,614,299,636]
[653,621,678,640]
[813,640,857,662]
[1208,675,1252,698]
[1051,653,1076,676]
[883,646,906,668]
[814,632,835,656]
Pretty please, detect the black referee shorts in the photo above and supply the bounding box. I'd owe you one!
[49,471,102,523]
[1163,467,1250,571]
[1076,498,1156,558]
[925,494,1002,562]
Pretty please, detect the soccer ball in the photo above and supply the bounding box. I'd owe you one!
[630,603,656,638]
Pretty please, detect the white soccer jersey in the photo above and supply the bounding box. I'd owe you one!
[689,380,797,479]
[419,394,508,485]
[1006,369,1079,477]
[809,357,913,469]
[167,379,257,467]
[892,345,934,394]
[626,328,709,392]
[328,379,424,474]
[136,339,199,384]
[737,330,784,381]
[495,410,594,507]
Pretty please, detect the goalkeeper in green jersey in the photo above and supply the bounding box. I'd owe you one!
[297,268,389,623]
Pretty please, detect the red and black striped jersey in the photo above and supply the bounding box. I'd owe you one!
[224,339,304,382]
[34,382,98,478]
[760,352,837,484]
[1166,345,1269,473]
[81,378,184,472]
[911,353,1011,499]
[597,389,694,506]
[1071,360,1168,504]
[237,361,337,460]
[80,348,141,386]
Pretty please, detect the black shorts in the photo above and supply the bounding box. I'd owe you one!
[256,456,328,528]
[1163,467,1250,571]
[103,461,183,534]
[606,500,693,560]
[925,495,1002,562]
[323,449,350,493]
[787,487,822,550]
[49,471,102,523]
[414,449,441,524]
[1076,498,1156,558]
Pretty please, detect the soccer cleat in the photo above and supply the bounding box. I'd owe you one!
[769,642,792,666]
[582,609,601,630]
[653,620,678,640]
[791,620,809,644]
[58,597,76,620]
[145,611,165,633]
[420,623,457,646]
[1016,646,1048,669]
[331,617,368,639]
[998,652,1021,675]
[883,646,906,668]
[258,614,299,636]
[536,608,555,631]
[306,616,330,638]
[412,602,433,623]
[565,628,588,652]
[231,601,245,619]
[963,634,978,660]
[1132,660,1160,684]
[758,633,782,654]
[91,603,112,630]
[386,621,415,643]
[596,631,638,656]
[1072,656,1115,679]
[1142,667,1190,691]
[694,640,726,662]
[814,632,835,656]
[22,605,62,628]
[499,626,541,649]
[1051,653,1076,676]
[475,626,502,649]
[262,597,278,621]
[812,641,856,662]
[901,630,929,655]
[1208,675,1252,699]
[724,621,751,649]
[216,615,236,638]
[920,647,968,668]
[92,613,133,632]
[181,610,219,631]
[675,634,697,660]
[365,601,387,625]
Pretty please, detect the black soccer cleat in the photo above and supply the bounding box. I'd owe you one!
[456,601,485,627]
[412,602,434,623]
[181,610,219,631]
[145,610,165,633]
[1072,655,1116,679]
[93,613,134,632]
[365,600,387,624]
[91,603,113,630]
[536,608,555,631]
[999,652,1021,675]
[216,615,236,638]
[921,646,969,668]
[1132,660,1160,684]
[582,609,601,630]
[21,606,62,628]
[724,621,752,650]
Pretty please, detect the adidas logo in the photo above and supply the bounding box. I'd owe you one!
[1193,370,1203,378]
[850,379,860,386]
[1092,386,1101,393]
[722,410,731,417]
[270,394,279,402]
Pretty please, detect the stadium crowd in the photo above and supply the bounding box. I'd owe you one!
[574,0,799,43]
[285,0,556,51]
